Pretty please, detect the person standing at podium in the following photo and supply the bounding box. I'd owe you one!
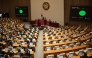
[41,13,44,20]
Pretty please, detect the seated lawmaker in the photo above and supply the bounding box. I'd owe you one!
[5,47,14,58]
[0,46,5,57]
[22,48,31,58]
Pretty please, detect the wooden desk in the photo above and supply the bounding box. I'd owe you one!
[81,36,92,41]
[43,38,68,42]
[0,42,6,45]
[17,40,24,42]
[29,45,35,47]
[13,44,28,47]
[43,36,92,47]
[72,52,92,58]
[43,41,77,47]
[44,45,87,54]
[12,44,20,47]
[87,52,92,57]
[72,56,80,58]
[3,50,34,54]
[21,44,28,47]
[13,44,35,48]
[72,32,87,38]
[32,40,36,42]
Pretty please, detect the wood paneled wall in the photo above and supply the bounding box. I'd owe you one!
[64,0,92,25]
[0,0,31,21]
[1,0,92,24]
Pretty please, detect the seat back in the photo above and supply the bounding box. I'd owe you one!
[22,55,30,58]
[78,50,84,56]
[47,55,54,58]
[68,52,75,58]
[13,55,20,58]
[57,53,65,58]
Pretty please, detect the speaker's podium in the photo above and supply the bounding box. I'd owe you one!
[30,19,59,28]
[38,19,47,30]
[39,19,47,26]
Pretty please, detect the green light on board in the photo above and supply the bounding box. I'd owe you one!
[79,10,86,16]
[19,9,23,14]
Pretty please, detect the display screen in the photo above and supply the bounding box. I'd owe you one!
[0,14,2,18]
[70,6,92,22]
[0,13,9,18]
[15,6,28,17]
[2,13,9,18]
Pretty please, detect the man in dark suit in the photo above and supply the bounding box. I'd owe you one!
[5,47,14,58]
[22,48,31,58]
[0,46,5,57]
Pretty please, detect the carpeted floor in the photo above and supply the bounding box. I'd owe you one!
[24,22,44,58]
[34,30,44,58]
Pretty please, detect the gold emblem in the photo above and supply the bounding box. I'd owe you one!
[42,2,50,10]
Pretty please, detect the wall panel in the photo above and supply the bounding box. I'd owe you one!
[0,0,3,12]
[31,0,64,25]
[0,0,31,21]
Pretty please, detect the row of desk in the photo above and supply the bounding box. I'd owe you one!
[30,19,59,27]
[43,27,92,58]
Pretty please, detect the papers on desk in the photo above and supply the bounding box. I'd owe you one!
[53,41,56,44]
[12,48,16,51]
[47,47,51,51]
[74,44,77,47]
[6,36,9,38]
[33,39,35,40]
[48,55,54,58]
[22,42,25,45]
[58,36,61,38]
[52,37,54,40]
[19,35,21,37]
[64,36,66,38]
[21,38,24,40]
[29,42,33,45]
[59,40,63,43]
[28,49,32,52]
[66,39,69,42]
[72,39,74,41]
[55,46,60,50]
[45,34,48,36]
[80,31,84,33]
[35,33,37,35]
[21,49,24,52]
[51,35,53,36]
[54,31,56,33]
[46,42,49,44]
[59,56,63,58]
[30,33,32,34]
[3,49,5,51]
[45,38,48,40]
[56,34,58,36]
[27,39,30,41]
[16,38,18,40]
[23,35,26,38]
[65,45,69,48]
[29,35,31,38]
